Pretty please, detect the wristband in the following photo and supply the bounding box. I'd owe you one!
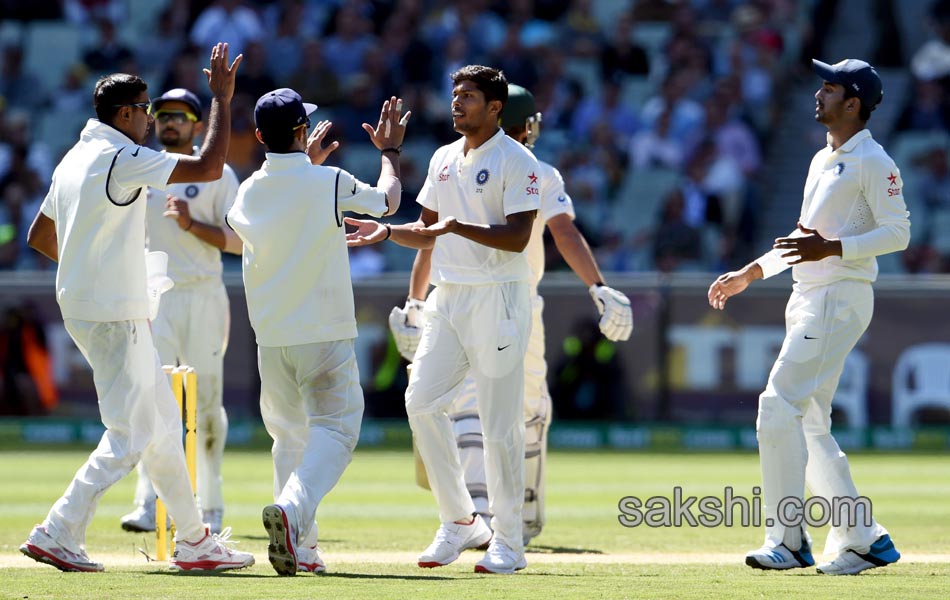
[383,223,392,240]
[381,146,402,155]
[184,219,194,231]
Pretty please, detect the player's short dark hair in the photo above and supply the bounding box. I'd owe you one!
[94,73,148,123]
[842,86,873,122]
[259,128,298,153]
[450,65,508,108]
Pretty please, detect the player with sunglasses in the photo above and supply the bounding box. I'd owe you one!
[119,88,242,536]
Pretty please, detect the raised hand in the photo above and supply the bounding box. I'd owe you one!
[362,96,411,151]
[306,120,340,165]
[203,42,243,101]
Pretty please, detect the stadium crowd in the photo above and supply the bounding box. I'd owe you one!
[0,0,947,274]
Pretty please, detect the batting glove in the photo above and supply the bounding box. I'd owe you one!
[589,284,633,342]
[388,297,425,361]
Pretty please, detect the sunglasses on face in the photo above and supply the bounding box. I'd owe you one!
[154,110,199,125]
[113,101,152,113]
[293,117,312,131]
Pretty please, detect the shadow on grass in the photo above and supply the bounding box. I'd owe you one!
[526,545,604,555]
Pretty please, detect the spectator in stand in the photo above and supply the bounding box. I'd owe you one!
[601,13,650,79]
[322,4,378,81]
[289,40,342,108]
[893,77,950,133]
[136,8,187,78]
[629,106,686,171]
[561,0,604,59]
[0,47,46,111]
[51,65,92,114]
[190,0,264,58]
[653,188,702,272]
[911,0,950,90]
[640,69,704,146]
[83,19,134,74]
[571,77,639,143]
[162,47,210,106]
[234,42,277,102]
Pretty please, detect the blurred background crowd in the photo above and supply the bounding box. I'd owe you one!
[0,0,948,276]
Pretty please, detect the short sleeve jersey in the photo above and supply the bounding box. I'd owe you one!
[227,152,387,347]
[146,147,240,285]
[417,129,541,285]
[40,119,179,321]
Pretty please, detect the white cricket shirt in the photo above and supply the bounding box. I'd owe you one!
[526,159,575,290]
[227,152,387,347]
[756,129,910,286]
[40,119,179,321]
[417,128,540,285]
[146,147,239,285]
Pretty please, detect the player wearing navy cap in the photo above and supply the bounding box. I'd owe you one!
[227,87,409,576]
[119,87,241,535]
[708,58,908,575]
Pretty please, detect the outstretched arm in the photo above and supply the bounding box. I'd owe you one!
[413,209,537,252]
[345,207,440,249]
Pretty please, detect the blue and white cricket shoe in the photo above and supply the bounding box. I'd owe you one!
[745,540,815,570]
[817,534,900,575]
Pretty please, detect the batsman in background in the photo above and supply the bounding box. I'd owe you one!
[227,88,408,576]
[120,88,241,535]
[390,84,633,544]
[709,58,907,575]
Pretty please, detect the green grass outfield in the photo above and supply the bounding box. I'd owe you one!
[0,449,948,599]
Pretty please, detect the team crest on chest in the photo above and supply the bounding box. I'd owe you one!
[476,168,490,185]
[834,163,845,175]
[185,184,199,198]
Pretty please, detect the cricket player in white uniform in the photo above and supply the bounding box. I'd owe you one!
[347,66,540,574]
[226,88,408,576]
[709,59,908,575]
[390,84,633,545]
[21,43,253,573]
[120,88,242,535]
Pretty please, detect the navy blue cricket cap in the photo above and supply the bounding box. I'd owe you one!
[812,59,883,111]
[254,88,318,136]
[152,88,203,120]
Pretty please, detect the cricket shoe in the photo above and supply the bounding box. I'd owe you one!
[19,525,104,572]
[297,544,327,574]
[474,540,527,574]
[262,504,298,576]
[120,499,168,532]
[170,526,254,572]
[202,509,223,535]
[817,534,900,575]
[417,517,493,568]
[745,540,815,570]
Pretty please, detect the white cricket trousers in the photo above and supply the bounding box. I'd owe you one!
[450,293,551,532]
[45,319,204,553]
[407,281,532,552]
[259,339,364,546]
[134,280,230,512]
[757,279,888,555]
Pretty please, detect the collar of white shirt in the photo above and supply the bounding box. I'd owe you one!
[263,151,310,171]
[829,128,871,154]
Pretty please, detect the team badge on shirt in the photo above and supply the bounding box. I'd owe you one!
[185,184,199,198]
[476,169,490,185]
[834,163,845,175]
